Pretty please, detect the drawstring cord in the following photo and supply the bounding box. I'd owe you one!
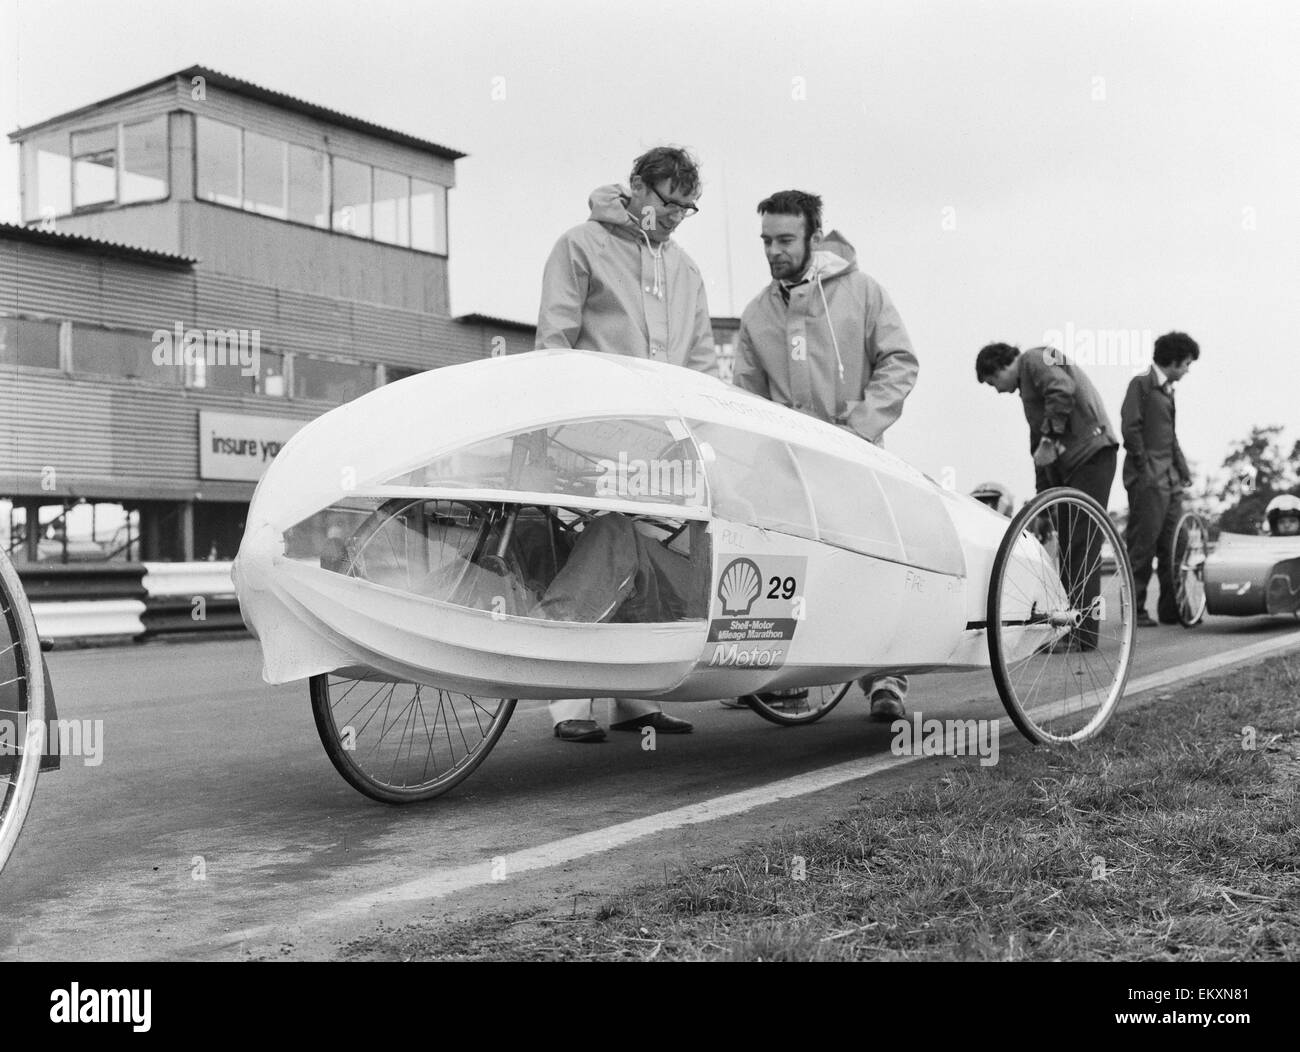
[639,227,665,300]
[816,271,846,382]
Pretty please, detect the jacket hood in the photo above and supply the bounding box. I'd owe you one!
[801,229,858,283]
[587,183,643,239]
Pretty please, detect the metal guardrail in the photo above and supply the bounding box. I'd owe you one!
[20,562,246,643]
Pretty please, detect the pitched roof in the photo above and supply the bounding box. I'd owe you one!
[454,313,536,334]
[8,65,466,161]
[0,222,197,267]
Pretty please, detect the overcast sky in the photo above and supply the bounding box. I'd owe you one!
[3,0,1297,508]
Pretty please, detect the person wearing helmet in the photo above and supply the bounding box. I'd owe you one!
[971,482,1015,518]
[1266,494,1300,536]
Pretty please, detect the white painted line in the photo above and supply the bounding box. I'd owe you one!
[226,628,1300,945]
[1119,627,1300,698]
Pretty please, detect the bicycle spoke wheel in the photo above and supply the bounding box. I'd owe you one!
[988,487,1136,744]
[0,551,46,870]
[310,673,516,804]
[744,682,851,726]
[1172,511,1209,627]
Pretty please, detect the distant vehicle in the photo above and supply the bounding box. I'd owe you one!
[234,351,1136,803]
[1172,512,1300,625]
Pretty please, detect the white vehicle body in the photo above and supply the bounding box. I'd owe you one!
[233,351,1062,700]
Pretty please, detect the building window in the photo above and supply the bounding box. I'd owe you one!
[187,346,286,397]
[74,324,181,384]
[256,351,287,396]
[373,167,410,247]
[187,116,444,251]
[21,133,72,221]
[287,143,329,228]
[119,117,169,204]
[71,126,117,209]
[0,315,61,370]
[331,157,372,238]
[292,356,373,404]
[22,119,168,219]
[195,115,242,208]
[243,130,287,219]
[411,178,447,254]
[384,365,424,384]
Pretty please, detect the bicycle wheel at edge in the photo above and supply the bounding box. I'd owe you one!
[310,674,517,804]
[1172,510,1209,628]
[987,487,1137,745]
[0,550,45,870]
[743,682,852,726]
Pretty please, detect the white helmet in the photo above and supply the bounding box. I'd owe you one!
[1265,493,1300,535]
[971,481,1015,517]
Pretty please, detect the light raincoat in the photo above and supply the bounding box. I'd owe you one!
[536,184,717,375]
[732,231,918,444]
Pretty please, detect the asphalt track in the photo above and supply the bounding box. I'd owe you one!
[2,610,1297,960]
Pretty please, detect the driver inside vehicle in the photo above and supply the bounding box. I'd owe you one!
[530,511,704,623]
[1266,494,1300,537]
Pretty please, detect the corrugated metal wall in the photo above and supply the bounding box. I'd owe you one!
[1,238,491,500]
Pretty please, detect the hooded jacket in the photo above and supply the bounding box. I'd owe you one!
[536,185,718,375]
[732,231,918,443]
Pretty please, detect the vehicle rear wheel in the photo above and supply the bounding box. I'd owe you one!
[1172,511,1209,627]
[0,550,45,870]
[310,673,516,804]
[988,487,1136,744]
[743,682,851,726]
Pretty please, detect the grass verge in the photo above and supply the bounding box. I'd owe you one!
[342,653,1300,961]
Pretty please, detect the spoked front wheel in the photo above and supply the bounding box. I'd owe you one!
[988,487,1136,744]
[0,551,46,870]
[1172,511,1209,627]
[743,683,852,726]
[310,673,516,803]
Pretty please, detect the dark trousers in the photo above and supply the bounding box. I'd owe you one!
[1125,482,1182,621]
[1041,445,1117,648]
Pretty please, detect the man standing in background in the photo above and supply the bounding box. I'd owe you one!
[1120,331,1199,626]
[536,145,716,742]
[732,190,919,720]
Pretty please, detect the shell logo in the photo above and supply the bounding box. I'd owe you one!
[718,558,762,616]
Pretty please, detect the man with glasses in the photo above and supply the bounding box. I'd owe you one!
[536,145,717,742]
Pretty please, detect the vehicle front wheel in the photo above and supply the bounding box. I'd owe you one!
[987,487,1137,745]
[310,673,516,804]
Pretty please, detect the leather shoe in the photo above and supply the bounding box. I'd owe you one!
[610,712,693,734]
[554,719,606,743]
[869,690,906,722]
[1136,611,1158,627]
